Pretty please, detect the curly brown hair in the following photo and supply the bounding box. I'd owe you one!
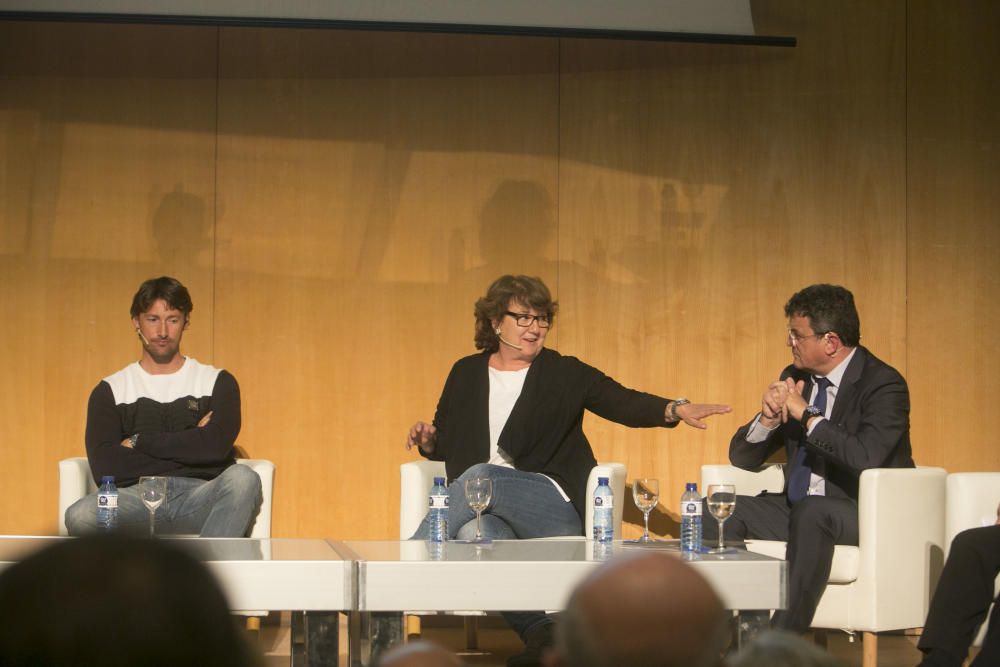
[474,275,558,352]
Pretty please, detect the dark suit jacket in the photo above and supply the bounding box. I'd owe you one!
[422,347,675,521]
[729,346,914,501]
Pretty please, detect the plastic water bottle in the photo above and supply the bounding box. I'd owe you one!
[592,476,614,543]
[96,475,119,531]
[680,482,702,556]
[428,476,449,543]
[592,540,613,561]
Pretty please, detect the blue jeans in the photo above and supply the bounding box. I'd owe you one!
[410,463,582,640]
[65,464,263,538]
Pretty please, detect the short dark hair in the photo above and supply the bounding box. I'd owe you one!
[784,284,860,347]
[473,275,557,352]
[130,276,193,319]
[0,535,261,667]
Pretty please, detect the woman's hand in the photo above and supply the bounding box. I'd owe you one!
[675,402,732,430]
[406,421,437,453]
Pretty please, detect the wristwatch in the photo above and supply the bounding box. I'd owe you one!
[667,398,690,422]
[128,434,139,448]
[801,405,823,427]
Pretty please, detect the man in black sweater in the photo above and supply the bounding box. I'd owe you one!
[65,276,261,536]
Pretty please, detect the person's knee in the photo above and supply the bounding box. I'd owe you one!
[222,464,263,502]
[789,497,839,538]
[64,498,96,536]
[477,515,517,539]
[455,521,479,540]
[461,463,494,481]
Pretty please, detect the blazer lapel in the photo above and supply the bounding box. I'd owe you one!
[828,347,866,426]
[496,349,545,456]
[473,354,493,459]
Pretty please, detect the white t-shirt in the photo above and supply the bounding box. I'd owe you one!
[488,366,528,466]
[487,366,570,501]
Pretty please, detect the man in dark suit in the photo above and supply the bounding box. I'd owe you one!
[702,284,914,632]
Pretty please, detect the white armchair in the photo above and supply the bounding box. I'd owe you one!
[702,464,946,667]
[58,456,275,538]
[945,472,1000,647]
[399,460,627,539]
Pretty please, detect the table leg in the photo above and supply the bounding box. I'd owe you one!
[291,611,340,666]
[735,610,771,649]
[349,611,404,667]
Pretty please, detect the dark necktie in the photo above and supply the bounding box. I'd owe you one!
[787,376,832,503]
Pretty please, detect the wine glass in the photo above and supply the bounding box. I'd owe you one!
[707,483,736,554]
[631,478,659,542]
[138,476,168,537]
[464,477,493,544]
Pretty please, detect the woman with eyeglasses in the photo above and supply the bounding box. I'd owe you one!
[405,274,729,667]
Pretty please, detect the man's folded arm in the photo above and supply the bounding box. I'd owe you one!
[134,371,242,464]
[85,382,167,484]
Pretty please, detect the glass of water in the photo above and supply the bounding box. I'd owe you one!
[464,477,493,544]
[707,483,736,553]
[138,476,168,537]
[632,478,659,542]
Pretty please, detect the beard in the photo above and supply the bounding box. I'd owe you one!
[145,340,180,364]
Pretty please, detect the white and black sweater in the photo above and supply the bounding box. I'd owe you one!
[84,358,240,487]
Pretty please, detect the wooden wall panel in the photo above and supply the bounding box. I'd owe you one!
[907,1,1000,471]
[557,1,906,536]
[213,28,559,538]
[0,21,218,533]
[1,2,996,538]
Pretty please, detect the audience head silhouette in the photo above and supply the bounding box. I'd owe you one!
[0,535,261,667]
[727,629,841,667]
[546,552,728,667]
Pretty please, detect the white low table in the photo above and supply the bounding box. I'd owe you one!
[335,539,786,666]
[189,538,352,667]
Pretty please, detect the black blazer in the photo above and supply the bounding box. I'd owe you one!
[423,347,675,521]
[729,346,914,502]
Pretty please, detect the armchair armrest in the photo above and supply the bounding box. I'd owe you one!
[701,464,785,497]
[853,466,946,630]
[945,472,1000,552]
[400,460,447,539]
[58,457,95,536]
[584,462,627,538]
[235,458,275,539]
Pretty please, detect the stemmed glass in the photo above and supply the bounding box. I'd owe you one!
[138,476,167,537]
[632,478,659,542]
[707,483,736,554]
[464,477,493,544]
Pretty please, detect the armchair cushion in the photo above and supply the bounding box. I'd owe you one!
[57,457,274,538]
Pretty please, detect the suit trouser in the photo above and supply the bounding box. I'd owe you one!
[917,524,1000,667]
[701,492,858,633]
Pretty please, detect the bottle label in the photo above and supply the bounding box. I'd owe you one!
[594,496,614,509]
[681,501,701,517]
[429,494,449,509]
[98,494,118,509]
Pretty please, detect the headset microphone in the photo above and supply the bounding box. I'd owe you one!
[498,335,523,351]
[136,328,151,346]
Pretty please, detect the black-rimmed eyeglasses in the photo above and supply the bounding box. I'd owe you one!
[504,311,552,328]
[787,330,828,345]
